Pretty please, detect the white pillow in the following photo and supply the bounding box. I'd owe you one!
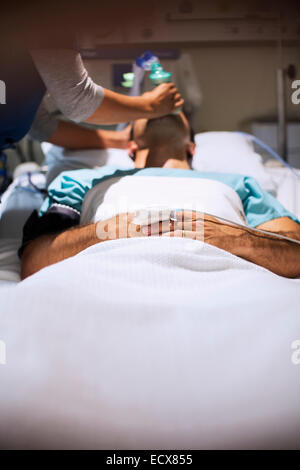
[42,132,276,194]
[192,132,276,194]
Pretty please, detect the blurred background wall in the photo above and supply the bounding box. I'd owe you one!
[83,43,300,132]
[2,0,300,168]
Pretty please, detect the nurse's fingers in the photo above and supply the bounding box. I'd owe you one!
[173,99,185,109]
[167,83,179,93]
[167,84,184,101]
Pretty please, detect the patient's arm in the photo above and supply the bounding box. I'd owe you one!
[21,224,99,279]
[146,214,300,278]
[232,217,300,278]
[47,120,131,150]
[21,213,142,279]
[204,216,300,278]
[21,211,300,280]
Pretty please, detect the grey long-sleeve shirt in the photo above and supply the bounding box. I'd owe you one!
[29,49,104,141]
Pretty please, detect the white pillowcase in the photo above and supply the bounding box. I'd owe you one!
[192,132,276,194]
[42,132,276,193]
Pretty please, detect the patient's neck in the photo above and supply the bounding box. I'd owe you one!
[136,145,190,169]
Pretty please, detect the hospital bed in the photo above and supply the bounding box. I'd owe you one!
[0,132,299,449]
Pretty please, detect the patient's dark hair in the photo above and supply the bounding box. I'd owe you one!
[130,114,195,145]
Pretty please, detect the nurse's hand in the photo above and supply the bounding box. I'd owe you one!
[86,84,184,125]
[143,83,184,117]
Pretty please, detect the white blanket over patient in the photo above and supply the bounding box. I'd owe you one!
[0,237,299,449]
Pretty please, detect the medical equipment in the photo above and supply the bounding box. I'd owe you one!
[140,52,201,123]
[149,63,172,86]
[274,11,298,165]
[117,51,182,131]
[133,208,300,246]
[148,62,182,114]
[121,72,134,88]
[237,132,300,180]
[116,51,159,131]
[26,172,48,196]
[130,51,160,97]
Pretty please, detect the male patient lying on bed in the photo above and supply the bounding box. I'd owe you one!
[20,113,300,279]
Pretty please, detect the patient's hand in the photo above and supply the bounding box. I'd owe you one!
[140,210,300,278]
[140,210,241,252]
[96,213,144,241]
[96,211,208,242]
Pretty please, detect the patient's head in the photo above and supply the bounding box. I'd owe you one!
[128,112,195,169]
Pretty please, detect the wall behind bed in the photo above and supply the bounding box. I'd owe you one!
[5,0,300,171]
[83,43,300,133]
[76,0,300,136]
[179,43,300,132]
[79,0,300,166]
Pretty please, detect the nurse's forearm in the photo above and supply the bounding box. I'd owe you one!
[47,120,129,149]
[85,89,153,124]
[85,84,183,125]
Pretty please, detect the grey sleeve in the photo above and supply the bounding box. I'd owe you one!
[30,49,104,123]
[28,100,59,142]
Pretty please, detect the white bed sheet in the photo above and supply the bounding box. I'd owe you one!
[264,166,300,219]
[0,173,45,284]
[0,237,299,449]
